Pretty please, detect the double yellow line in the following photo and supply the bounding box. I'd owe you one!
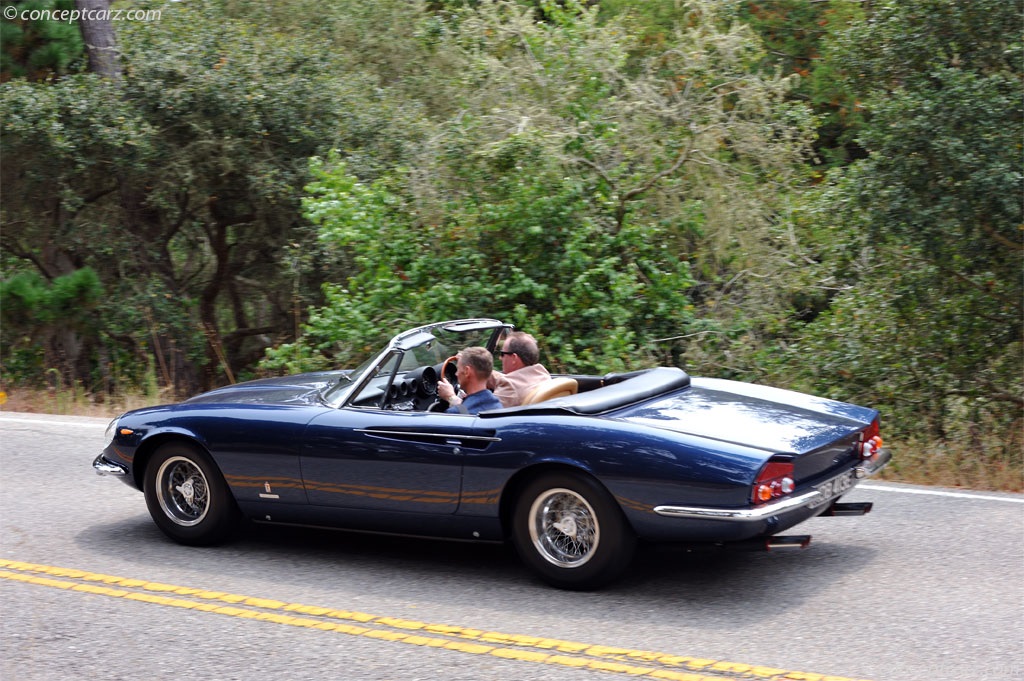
[0,559,867,681]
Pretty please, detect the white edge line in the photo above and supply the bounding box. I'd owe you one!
[0,416,108,429]
[859,483,1024,504]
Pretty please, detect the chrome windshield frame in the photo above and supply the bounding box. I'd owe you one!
[335,318,510,409]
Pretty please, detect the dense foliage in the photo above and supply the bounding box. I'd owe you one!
[782,0,1024,486]
[266,1,815,375]
[2,0,1020,487]
[1,0,84,81]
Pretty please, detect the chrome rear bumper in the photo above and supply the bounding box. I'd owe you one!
[653,448,892,522]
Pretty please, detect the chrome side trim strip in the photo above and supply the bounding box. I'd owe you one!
[93,455,127,477]
[355,428,502,443]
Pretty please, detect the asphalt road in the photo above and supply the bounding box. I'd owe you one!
[1,412,1021,681]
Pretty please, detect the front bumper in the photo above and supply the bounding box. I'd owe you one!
[93,453,128,477]
[653,447,892,522]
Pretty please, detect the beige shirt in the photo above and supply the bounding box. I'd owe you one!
[492,363,552,407]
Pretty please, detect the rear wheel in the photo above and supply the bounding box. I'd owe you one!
[512,472,635,590]
[144,442,240,546]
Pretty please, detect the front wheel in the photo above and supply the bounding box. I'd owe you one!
[144,442,240,546]
[512,472,636,590]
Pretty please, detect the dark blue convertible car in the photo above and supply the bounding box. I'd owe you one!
[94,318,891,589]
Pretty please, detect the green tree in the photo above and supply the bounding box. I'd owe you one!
[0,268,102,386]
[271,0,817,375]
[769,0,1023,485]
[1,0,84,81]
[1,1,404,392]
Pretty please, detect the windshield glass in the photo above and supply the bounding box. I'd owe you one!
[321,320,509,409]
[321,353,380,406]
[407,325,502,366]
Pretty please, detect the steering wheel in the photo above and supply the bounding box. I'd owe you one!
[427,356,460,412]
[441,355,460,394]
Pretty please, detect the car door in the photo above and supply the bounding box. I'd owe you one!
[299,408,499,514]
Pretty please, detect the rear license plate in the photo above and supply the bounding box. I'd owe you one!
[808,469,856,509]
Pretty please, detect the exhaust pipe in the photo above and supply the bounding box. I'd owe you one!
[821,501,873,517]
[726,535,811,552]
[765,535,811,550]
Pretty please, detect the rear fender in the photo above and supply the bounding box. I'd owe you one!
[498,461,609,537]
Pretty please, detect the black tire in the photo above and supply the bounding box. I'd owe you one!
[143,442,240,546]
[511,472,636,590]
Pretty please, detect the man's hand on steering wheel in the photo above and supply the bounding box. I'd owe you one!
[437,378,458,402]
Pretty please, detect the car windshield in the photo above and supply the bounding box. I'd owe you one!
[406,326,499,366]
[320,354,379,406]
[320,320,508,408]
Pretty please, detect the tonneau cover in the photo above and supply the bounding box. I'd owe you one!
[484,367,691,417]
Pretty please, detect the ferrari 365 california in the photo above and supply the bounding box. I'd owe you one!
[94,318,891,589]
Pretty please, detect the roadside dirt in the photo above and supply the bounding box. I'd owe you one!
[0,388,156,419]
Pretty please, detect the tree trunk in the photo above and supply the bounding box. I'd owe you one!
[74,0,122,80]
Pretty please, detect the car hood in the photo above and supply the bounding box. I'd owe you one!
[182,371,351,406]
[618,377,877,455]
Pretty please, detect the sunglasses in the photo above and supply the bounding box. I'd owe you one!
[499,351,517,356]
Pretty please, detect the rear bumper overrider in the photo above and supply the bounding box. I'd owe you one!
[653,448,892,522]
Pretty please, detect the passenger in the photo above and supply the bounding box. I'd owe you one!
[491,331,551,407]
[437,347,503,414]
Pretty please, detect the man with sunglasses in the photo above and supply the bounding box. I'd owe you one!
[491,331,551,407]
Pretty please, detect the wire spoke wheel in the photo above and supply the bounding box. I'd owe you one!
[529,488,599,568]
[513,472,635,590]
[144,442,240,546]
[156,456,211,526]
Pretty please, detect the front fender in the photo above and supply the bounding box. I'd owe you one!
[124,426,213,490]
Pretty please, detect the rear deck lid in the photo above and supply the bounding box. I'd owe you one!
[617,377,877,456]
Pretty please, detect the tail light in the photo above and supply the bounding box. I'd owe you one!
[859,418,883,460]
[752,459,795,505]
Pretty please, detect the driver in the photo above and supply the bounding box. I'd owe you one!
[490,331,551,407]
[437,347,503,414]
